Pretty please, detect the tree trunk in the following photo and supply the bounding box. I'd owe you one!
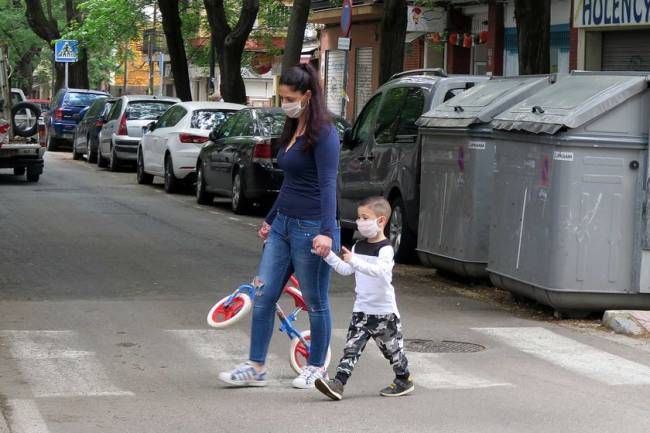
[204,0,259,104]
[15,44,41,94]
[378,0,407,86]
[282,0,311,72]
[24,0,90,90]
[158,0,192,101]
[514,0,551,75]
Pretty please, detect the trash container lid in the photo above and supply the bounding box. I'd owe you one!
[417,75,555,128]
[492,72,650,134]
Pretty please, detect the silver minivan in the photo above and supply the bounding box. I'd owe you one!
[98,95,179,171]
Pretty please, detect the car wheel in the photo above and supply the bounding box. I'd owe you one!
[97,145,108,168]
[164,155,179,193]
[388,196,417,263]
[26,168,40,182]
[87,135,98,163]
[231,170,250,214]
[13,167,26,176]
[109,147,120,172]
[46,133,57,151]
[72,138,82,160]
[137,148,154,185]
[196,163,214,205]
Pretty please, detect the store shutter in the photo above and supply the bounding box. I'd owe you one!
[602,30,650,71]
[354,47,373,119]
[325,50,346,116]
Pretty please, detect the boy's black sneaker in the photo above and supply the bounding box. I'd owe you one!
[315,377,344,401]
[380,378,414,397]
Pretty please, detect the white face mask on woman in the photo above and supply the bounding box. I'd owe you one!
[282,97,307,118]
[356,218,381,238]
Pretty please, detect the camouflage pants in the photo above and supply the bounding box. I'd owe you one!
[335,312,409,385]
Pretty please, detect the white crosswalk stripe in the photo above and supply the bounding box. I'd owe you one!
[474,327,650,385]
[167,329,295,389]
[331,329,510,390]
[0,330,133,398]
[3,399,50,433]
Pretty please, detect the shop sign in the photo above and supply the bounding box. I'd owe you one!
[407,6,446,33]
[574,0,650,28]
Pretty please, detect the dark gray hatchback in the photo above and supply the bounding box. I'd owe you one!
[338,69,488,262]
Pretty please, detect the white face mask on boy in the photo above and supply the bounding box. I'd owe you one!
[356,218,381,238]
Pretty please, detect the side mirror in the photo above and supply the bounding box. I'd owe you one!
[147,121,156,132]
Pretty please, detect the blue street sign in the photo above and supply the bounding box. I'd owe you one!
[55,40,78,63]
[341,0,352,36]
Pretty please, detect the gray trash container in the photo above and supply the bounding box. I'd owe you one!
[415,75,556,279]
[488,71,650,313]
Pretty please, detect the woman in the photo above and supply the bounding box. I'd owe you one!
[219,64,340,389]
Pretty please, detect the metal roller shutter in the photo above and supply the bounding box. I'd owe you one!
[354,47,373,119]
[602,30,650,71]
[325,50,345,116]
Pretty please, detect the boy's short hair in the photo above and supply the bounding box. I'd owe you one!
[358,196,392,219]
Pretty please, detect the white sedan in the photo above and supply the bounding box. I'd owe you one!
[137,101,245,193]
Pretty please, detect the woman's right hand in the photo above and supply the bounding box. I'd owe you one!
[258,221,271,240]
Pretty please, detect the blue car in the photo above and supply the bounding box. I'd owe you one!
[45,88,110,151]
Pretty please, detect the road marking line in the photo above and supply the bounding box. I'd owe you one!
[0,331,133,397]
[167,329,292,389]
[331,329,510,390]
[209,211,222,215]
[228,217,240,222]
[474,327,650,385]
[4,399,50,433]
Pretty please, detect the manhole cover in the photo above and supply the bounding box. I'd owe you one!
[404,339,485,353]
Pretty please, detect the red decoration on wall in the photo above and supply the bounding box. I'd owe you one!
[479,30,489,44]
[430,32,441,43]
[448,32,458,46]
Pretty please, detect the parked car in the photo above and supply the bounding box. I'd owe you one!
[338,69,489,262]
[71,97,115,162]
[97,95,179,171]
[44,88,111,151]
[196,107,350,213]
[137,101,245,193]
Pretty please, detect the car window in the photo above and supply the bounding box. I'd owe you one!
[256,111,286,136]
[191,109,237,130]
[10,92,22,106]
[64,92,105,107]
[86,98,107,117]
[101,101,114,119]
[219,112,241,138]
[228,112,250,137]
[238,112,255,136]
[108,99,123,120]
[351,94,381,147]
[444,88,465,102]
[395,87,426,136]
[126,101,176,121]
[374,87,408,144]
[333,116,350,140]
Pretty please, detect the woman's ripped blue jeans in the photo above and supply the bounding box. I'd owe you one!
[249,213,339,367]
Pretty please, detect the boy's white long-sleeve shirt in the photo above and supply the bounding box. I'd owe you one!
[325,239,399,316]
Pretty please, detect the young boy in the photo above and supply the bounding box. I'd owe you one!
[315,196,413,400]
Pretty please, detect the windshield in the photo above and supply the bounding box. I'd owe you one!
[257,111,286,136]
[126,101,175,120]
[191,109,237,130]
[64,92,105,107]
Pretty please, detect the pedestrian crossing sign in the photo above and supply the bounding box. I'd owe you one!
[55,39,78,63]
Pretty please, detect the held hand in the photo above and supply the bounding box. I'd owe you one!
[341,246,353,263]
[258,221,271,240]
[312,235,332,257]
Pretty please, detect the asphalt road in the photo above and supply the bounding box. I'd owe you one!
[1,152,650,433]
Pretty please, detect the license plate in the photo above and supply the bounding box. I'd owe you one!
[63,133,74,139]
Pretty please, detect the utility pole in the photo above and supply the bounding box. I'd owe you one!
[122,46,128,95]
[148,3,157,95]
[0,45,14,138]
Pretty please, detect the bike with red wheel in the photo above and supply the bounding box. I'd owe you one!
[207,275,331,373]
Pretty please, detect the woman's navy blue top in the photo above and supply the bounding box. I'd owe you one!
[265,124,340,238]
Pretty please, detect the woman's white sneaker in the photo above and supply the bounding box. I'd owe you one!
[218,362,267,387]
[292,365,328,389]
